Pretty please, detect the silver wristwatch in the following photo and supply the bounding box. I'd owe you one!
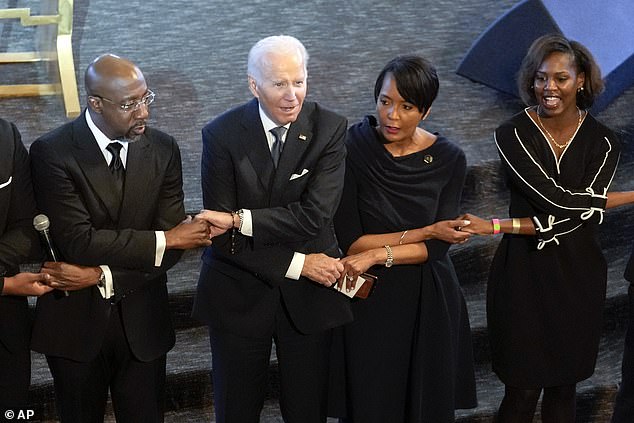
[97,270,106,288]
[384,245,394,268]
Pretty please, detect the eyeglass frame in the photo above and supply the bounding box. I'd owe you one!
[91,89,155,113]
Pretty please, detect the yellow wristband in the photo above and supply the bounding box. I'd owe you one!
[492,218,501,235]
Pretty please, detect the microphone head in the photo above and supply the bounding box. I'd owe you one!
[33,214,50,231]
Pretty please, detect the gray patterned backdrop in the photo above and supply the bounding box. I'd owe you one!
[2,0,631,212]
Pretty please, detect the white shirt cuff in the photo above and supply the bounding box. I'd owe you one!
[97,265,115,299]
[155,231,166,266]
[286,252,305,280]
[241,209,253,236]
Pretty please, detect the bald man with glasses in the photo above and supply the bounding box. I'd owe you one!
[29,54,216,422]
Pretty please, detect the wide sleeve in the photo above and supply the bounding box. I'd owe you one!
[424,148,467,261]
[495,123,619,220]
[496,120,620,249]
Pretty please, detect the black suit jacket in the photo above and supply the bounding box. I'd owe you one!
[29,111,185,362]
[192,99,353,337]
[0,119,41,354]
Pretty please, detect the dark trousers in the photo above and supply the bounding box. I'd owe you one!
[209,302,332,423]
[612,284,634,422]
[0,297,31,415]
[0,334,30,413]
[47,304,166,423]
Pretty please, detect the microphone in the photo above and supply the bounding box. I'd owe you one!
[33,214,58,261]
[33,214,67,296]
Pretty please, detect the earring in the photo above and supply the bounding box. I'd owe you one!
[577,86,584,93]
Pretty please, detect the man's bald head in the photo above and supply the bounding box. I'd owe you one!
[85,54,150,141]
[85,54,145,98]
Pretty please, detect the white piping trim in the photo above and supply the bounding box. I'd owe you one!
[526,108,586,173]
[494,126,614,215]
[0,176,12,189]
[533,214,571,233]
[536,223,583,250]
[533,215,584,249]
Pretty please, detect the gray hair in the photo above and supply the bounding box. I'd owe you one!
[247,35,309,82]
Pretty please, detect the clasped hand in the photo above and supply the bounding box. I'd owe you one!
[40,261,102,292]
[2,272,53,296]
[165,214,227,249]
[301,253,344,287]
[195,210,234,232]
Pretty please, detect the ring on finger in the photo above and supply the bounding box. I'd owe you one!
[346,274,354,281]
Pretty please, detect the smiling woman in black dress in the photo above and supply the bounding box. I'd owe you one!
[461,34,624,423]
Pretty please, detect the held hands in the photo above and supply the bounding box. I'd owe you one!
[2,272,53,296]
[337,250,378,292]
[301,253,344,287]
[195,210,233,239]
[165,215,217,250]
[428,219,472,244]
[457,213,493,235]
[40,262,102,292]
[195,210,234,230]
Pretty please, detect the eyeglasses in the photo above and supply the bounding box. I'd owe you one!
[93,90,155,112]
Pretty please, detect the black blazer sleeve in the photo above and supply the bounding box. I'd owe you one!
[495,121,619,219]
[0,119,41,274]
[30,122,185,296]
[201,103,346,286]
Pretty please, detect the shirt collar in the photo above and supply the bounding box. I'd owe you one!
[85,110,129,153]
[258,104,290,138]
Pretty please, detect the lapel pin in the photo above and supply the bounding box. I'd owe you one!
[423,155,433,164]
[299,134,307,141]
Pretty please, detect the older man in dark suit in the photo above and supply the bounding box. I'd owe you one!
[193,35,352,423]
[29,54,215,422]
[0,119,52,413]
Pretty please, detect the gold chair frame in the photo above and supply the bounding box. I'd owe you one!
[0,0,79,118]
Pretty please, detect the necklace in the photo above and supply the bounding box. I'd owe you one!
[536,106,583,149]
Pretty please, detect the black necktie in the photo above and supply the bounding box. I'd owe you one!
[106,142,125,207]
[270,126,286,168]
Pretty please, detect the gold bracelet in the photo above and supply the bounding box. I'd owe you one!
[512,218,520,235]
[399,230,408,245]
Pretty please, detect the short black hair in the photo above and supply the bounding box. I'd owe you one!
[374,55,439,114]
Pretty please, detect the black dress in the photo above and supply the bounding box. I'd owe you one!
[488,108,621,387]
[333,116,477,422]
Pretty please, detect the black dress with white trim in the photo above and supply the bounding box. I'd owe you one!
[488,107,620,387]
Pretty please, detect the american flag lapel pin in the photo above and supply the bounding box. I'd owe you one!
[299,134,307,141]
